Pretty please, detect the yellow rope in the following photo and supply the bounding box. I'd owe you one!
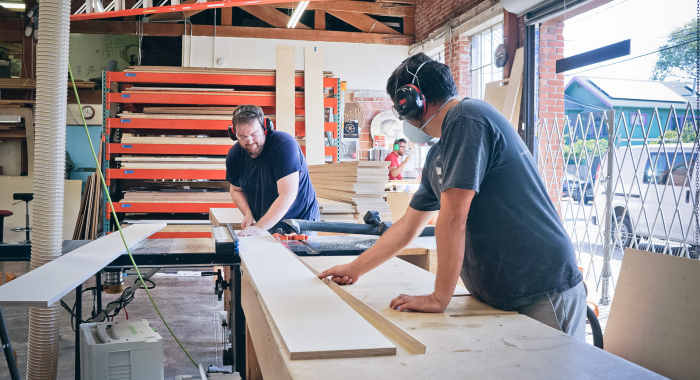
[68,63,198,369]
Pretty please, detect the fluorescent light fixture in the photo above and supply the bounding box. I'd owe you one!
[0,2,25,10]
[287,1,309,29]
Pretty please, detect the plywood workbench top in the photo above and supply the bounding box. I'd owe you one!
[242,255,665,380]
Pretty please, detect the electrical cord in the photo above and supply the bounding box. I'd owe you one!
[68,63,199,368]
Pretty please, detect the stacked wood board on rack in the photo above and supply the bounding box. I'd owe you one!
[122,190,232,203]
[120,134,234,146]
[117,156,226,170]
[309,162,392,222]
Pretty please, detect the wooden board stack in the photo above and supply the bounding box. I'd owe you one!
[73,172,102,240]
[120,133,234,146]
[309,162,392,222]
[122,190,232,203]
[317,198,357,223]
[117,156,226,170]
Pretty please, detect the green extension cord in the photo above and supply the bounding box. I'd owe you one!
[68,64,199,369]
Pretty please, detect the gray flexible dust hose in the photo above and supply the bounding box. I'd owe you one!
[26,0,70,378]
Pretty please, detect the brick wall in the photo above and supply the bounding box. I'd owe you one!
[538,20,566,213]
[445,35,471,98]
[354,92,395,160]
[415,0,483,42]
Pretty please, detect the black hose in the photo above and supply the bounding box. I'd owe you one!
[587,305,604,349]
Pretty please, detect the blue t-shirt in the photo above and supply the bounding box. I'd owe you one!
[225,131,320,232]
[410,98,581,311]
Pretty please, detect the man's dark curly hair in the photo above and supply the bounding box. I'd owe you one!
[386,53,458,105]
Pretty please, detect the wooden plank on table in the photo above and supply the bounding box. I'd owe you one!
[276,45,296,137]
[304,47,325,165]
[277,256,663,380]
[502,47,524,128]
[604,248,700,380]
[240,234,396,360]
[297,256,426,354]
[0,224,165,307]
[209,207,243,226]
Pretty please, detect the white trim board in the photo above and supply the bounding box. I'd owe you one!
[0,224,165,307]
[303,46,325,166]
[276,45,296,137]
[240,234,396,360]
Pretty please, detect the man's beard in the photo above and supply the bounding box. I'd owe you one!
[243,143,264,158]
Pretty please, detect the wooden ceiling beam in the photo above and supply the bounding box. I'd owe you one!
[70,21,413,45]
[375,0,418,4]
[0,18,23,43]
[326,10,399,34]
[149,0,204,21]
[240,5,311,29]
[268,1,414,17]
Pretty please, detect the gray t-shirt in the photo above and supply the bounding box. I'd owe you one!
[410,98,581,311]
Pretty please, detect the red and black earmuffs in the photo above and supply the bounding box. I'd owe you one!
[228,105,275,141]
[392,60,430,121]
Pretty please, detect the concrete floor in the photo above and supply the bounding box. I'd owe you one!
[0,261,228,380]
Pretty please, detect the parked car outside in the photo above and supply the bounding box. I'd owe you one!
[562,173,579,198]
[591,143,698,252]
[572,178,594,204]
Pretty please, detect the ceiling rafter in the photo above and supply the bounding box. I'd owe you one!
[70,20,413,45]
[240,5,311,29]
[268,1,414,17]
[326,10,399,34]
[148,0,205,21]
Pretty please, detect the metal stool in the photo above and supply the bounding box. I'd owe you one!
[11,193,32,243]
[0,210,12,243]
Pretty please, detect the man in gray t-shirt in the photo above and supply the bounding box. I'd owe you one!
[319,53,587,340]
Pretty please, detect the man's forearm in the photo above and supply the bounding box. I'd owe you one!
[254,194,296,231]
[433,210,466,306]
[229,188,252,216]
[352,209,434,275]
[390,159,410,177]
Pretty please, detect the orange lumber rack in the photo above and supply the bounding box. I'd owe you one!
[107,71,338,89]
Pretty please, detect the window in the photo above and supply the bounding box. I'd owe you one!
[431,49,445,64]
[643,152,696,186]
[470,23,503,100]
[629,112,647,127]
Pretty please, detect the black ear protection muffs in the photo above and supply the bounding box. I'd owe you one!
[228,105,275,141]
[392,60,429,121]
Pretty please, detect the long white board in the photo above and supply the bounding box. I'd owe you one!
[240,234,396,360]
[304,46,325,165]
[0,224,165,307]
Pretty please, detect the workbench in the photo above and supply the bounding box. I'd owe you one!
[242,255,665,380]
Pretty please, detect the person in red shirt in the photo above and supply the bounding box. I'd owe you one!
[385,138,411,180]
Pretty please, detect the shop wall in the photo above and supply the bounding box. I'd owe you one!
[183,36,409,92]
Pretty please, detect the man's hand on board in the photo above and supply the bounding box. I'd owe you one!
[317,263,361,285]
[238,225,265,237]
